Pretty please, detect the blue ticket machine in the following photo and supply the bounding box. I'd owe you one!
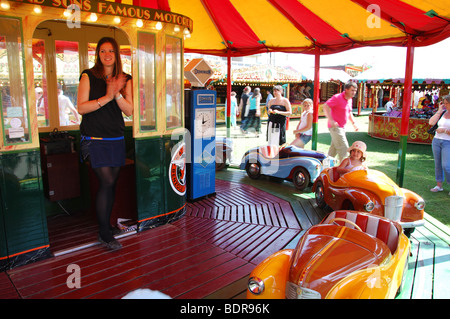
[185,89,217,200]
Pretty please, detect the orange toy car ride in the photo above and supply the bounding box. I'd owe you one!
[247,211,410,299]
[312,167,424,234]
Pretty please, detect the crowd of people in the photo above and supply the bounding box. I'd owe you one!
[227,85,294,145]
[383,92,444,120]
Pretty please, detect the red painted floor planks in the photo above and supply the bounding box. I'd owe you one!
[5,180,301,299]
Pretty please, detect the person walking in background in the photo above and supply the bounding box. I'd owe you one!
[58,83,80,126]
[241,87,261,135]
[225,91,238,128]
[266,85,292,145]
[238,86,251,133]
[323,81,359,162]
[291,98,313,148]
[77,37,133,251]
[35,87,45,115]
[429,95,450,195]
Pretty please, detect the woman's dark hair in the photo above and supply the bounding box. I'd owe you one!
[91,37,123,78]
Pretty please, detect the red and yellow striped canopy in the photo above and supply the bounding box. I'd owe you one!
[119,0,450,56]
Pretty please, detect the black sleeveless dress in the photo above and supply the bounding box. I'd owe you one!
[267,104,287,145]
[79,69,132,168]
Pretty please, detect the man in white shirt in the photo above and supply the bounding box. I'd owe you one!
[58,84,80,126]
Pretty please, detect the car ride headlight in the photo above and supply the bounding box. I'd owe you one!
[415,200,425,210]
[297,286,321,299]
[364,201,375,212]
[248,277,265,295]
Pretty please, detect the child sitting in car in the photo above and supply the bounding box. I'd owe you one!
[336,141,367,177]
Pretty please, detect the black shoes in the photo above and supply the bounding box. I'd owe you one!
[110,226,122,236]
[98,234,122,251]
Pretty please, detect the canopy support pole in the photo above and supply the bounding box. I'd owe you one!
[226,53,232,138]
[312,50,320,151]
[396,38,414,187]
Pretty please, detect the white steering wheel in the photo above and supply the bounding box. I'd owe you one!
[328,217,362,232]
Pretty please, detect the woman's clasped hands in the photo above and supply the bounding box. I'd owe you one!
[106,73,127,100]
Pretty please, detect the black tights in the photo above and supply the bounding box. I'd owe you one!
[93,166,121,242]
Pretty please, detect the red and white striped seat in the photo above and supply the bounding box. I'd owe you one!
[322,211,399,254]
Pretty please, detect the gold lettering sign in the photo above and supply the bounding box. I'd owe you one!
[10,0,193,31]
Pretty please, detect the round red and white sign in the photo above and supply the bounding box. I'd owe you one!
[169,142,186,196]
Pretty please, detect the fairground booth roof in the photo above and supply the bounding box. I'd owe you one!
[353,62,450,84]
[128,0,449,56]
[201,62,305,84]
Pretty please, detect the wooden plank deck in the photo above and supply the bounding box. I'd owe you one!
[2,168,449,299]
[2,178,301,299]
[46,212,99,253]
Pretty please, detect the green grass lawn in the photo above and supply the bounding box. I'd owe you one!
[219,114,450,227]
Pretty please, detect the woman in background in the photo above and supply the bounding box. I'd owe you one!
[266,85,292,145]
[429,95,450,195]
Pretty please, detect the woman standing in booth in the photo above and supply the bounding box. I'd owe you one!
[77,37,133,251]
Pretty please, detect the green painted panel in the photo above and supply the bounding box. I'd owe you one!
[135,137,165,223]
[0,150,48,259]
[134,134,186,229]
[0,185,7,262]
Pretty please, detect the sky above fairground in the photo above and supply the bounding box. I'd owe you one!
[286,37,450,77]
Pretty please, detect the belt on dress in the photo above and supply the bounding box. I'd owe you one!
[81,135,124,141]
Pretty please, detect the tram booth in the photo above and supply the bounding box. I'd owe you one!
[0,1,192,270]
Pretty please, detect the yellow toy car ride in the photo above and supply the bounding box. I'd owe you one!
[247,211,410,299]
[312,167,424,235]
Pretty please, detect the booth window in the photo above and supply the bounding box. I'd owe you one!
[137,32,156,132]
[0,17,31,145]
[33,39,50,128]
[55,40,80,127]
[165,36,182,129]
